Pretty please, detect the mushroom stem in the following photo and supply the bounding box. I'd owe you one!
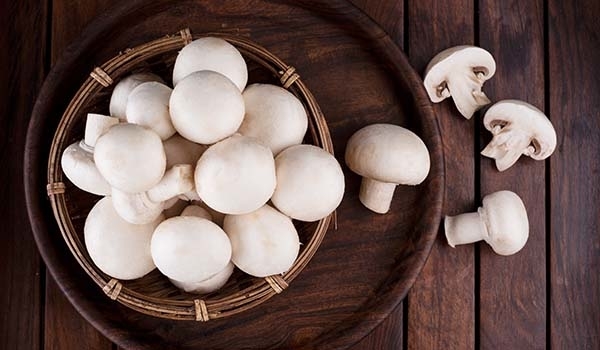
[444,211,488,247]
[446,71,491,119]
[84,113,119,148]
[147,164,194,203]
[359,178,397,214]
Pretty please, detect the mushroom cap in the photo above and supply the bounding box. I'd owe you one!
[195,134,276,215]
[239,84,308,155]
[483,100,557,160]
[94,123,166,193]
[480,190,529,255]
[126,82,175,140]
[170,262,234,294]
[223,204,300,277]
[61,141,111,196]
[111,188,164,225]
[109,72,164,120]
[84,197,159,280]
[345,124,430,185]
[151,216,232,283]
[272,144,345,222]
[180,204,213,221]
[163,134,208,168]
[172,37,248,90]
[423,45,496,103]
[169,71,245,144]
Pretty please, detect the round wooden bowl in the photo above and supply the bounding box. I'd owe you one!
[25,1,444,348]
[45,29,335,321]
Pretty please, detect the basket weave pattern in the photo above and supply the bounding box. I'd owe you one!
[46,29,333,321]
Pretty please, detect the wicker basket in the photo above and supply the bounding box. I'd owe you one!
[46,28,333,321]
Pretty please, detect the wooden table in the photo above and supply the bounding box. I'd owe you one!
[3,0,599,349]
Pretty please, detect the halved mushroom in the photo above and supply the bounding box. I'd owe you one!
[61,113,118,195]
[423,45,496,119]
[109,72,164,121]
[444,190,529,256]
[111,164,194,224]
[481,100,557,171]
[126,81,175,140]
[345,124,430,214]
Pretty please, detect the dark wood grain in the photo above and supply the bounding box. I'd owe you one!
[406,1,476,349]
[477,1,547,349]
[549,0,600,348]
[43,1,120,349]
[25,1,442,349]
[0,1,47,349]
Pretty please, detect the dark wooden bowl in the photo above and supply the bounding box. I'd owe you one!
[25,0,444,349]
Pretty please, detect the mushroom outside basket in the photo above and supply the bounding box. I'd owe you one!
[45,29,333,321]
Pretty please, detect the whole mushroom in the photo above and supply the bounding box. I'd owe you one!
[84,196,160,280]
[271,144,345,222]
[172,36,248,90]
[94,123,166,193]
[239,83,308,155]
[170,71,245,144]
[481,100,557,171]
[61,113,118,195]
[195,134,276,215]
[126,81,175,140]
[109,72,164,121]
[423,45,496,119]
[444,190,529,256]
[223,204,300,277]
[345,124,430,214]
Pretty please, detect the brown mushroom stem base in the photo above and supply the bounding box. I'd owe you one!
[444,211,487,247]
[359,178,397,214]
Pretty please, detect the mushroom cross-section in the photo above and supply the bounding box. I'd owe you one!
[423,45,496,119]
[481,99,557,171]
[345,124,430,214]
[444,190,529,256]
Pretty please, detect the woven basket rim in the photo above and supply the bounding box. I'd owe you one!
[46,28,334,321]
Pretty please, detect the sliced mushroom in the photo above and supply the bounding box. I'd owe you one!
[481,100,557,171]
[109,72,164,121]
[423,45,496,119]
[94,123,166,193]
[111,164,194,224]
[172,37,248,90]
[61,113,119,195]
[239,83,308,155]
[444,190,529,256]
[126,81,175,140]
[345,124,430,214]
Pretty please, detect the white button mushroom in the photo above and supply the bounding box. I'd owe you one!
[239,84,308,155]
[163,134,207,169]
[125,81,175,140]
[195,134,276,215]
[444,190,529,256]
[162,199,189,219]
[84,196,160,280]
[109,72,164,121]
[61,113,118,195]
[481,99,557,172]
[271,144,345,222]
[223,204,300,277]
[345,124,430,214]
[170,262,234,294]
[94,123,166,193]
[111,164,194,224]
[169,71,245,144]
[423,45,496,119]
[172,37,248,90]
[151,216,232,283]
[180,204,213,221]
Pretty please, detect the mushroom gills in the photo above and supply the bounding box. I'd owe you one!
[481,127,533,171]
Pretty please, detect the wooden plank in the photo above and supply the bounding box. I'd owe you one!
[349,304,403,350]
[549,0,600,348]
[406,1,475,349]
[0,1,47,349]
[44,0,119,349]
[477,1,546,349]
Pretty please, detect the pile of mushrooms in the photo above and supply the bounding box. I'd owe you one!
[63,37,345,294]
[423,45,558,256]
